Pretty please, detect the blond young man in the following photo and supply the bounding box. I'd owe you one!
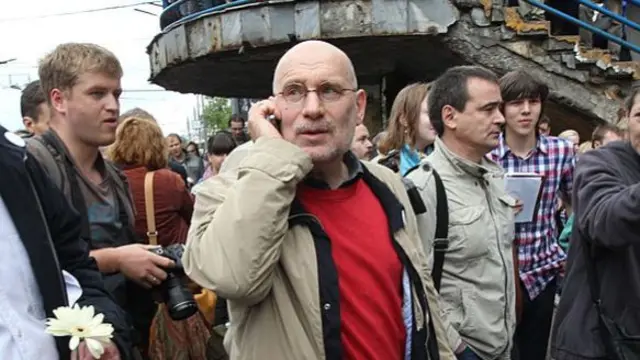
[28,43,173,357]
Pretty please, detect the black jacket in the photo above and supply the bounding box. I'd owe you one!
[0,126,133,359]
[551,141,640,360]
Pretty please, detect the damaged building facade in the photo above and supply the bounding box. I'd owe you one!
[148,0,640,138]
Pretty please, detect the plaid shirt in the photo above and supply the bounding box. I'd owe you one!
[489,134,575,299]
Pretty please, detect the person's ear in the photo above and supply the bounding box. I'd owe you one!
[355,89,367,125]
[22,117,35,133]
[442,105,457,132]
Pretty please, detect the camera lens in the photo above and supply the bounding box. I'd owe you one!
[164,274,198,321]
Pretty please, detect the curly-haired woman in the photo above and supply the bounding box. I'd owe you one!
[107,117,194,247]
[107,116,209,360]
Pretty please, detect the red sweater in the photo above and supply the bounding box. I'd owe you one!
[298,178,405,360]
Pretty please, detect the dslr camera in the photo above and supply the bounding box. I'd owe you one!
[148,244,199,321]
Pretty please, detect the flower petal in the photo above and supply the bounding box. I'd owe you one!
[88,324,114,338]
[77,305,95,324]
[89,313,105,328]
[85,338,105,359]
[69,336,80,351]
[94,336,113,344]
[46,328,72,337]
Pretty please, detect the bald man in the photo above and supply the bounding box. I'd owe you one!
[183,40,454,360]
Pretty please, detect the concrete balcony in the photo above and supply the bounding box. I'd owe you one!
[148,0,459,97]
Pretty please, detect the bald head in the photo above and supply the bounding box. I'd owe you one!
[272,40,357,93]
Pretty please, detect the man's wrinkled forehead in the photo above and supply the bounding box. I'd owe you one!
[272,42,357,92]
[278,62,348,84]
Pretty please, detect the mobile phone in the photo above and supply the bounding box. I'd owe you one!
[267,114,282,133]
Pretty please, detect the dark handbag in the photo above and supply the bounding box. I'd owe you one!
[582,239,640,359]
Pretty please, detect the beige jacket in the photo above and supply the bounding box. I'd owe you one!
[406,138,517,360]
[183,137,454,360]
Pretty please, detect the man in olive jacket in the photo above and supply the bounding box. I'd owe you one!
[183,40,454,360]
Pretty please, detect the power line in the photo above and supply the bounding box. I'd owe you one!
[121,97,171,101]
[122,89,171,93]
[134,8,159,16]
[0,1,162,22]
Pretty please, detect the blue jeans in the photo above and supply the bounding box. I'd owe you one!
[456,347,481,360]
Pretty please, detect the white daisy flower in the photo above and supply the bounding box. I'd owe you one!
[45,304,114,359]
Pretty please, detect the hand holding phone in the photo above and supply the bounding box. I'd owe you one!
[247,98,282,140]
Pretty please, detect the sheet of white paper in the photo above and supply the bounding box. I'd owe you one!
[504,175,543,223]
[62,270,83,306]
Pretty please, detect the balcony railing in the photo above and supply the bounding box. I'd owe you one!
[524,0,640,54]
[160,0,263,31]
[159,0,640,57]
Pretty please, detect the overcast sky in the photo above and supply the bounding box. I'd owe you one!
[0,0,197,135]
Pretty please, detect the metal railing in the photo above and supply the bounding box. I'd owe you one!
[158,0,640,57]
[160,0,261,31]
[524,0,640,54]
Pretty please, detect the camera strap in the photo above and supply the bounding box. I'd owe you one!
[144,171,158,246]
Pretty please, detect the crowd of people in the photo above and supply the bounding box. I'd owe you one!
[1,38,638,360]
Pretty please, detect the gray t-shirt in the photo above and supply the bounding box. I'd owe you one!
[77,159,123,248]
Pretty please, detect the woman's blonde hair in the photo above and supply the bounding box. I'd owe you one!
[106,116,168,170]
[558,129,579,139]
[578,141,593,153]
[378,82,430,154]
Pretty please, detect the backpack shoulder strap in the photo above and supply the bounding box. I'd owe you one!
[27,135,65,191]
[36,132,92,241]
[430,168,449,293]
[404,163,444,360]
[404,162,449,292]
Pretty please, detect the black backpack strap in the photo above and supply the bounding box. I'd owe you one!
[404,164,449,292]
[402,177,427,215]
[431,169,449,293]
[426,168,449,359]
[40,132,92,242]
[404,164,448,359]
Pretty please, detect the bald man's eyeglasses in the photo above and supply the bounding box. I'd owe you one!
[277,83,357,104]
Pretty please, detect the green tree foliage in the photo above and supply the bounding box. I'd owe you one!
[201,97,232,132]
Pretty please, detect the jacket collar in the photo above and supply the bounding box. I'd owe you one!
[41,129,109,176]
[291,160,404,234]
[496,132,549,159]
[431,137,501,180]
[303,151,364,189]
